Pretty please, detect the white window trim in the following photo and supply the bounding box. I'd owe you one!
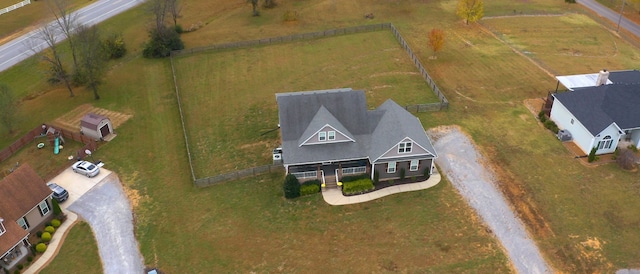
[410,160,419,171]
[39,200,50,216]
[17,217,28,230]
[328,131,336,140]
[398,142,412,153]
[387,161,396,173]
[0,222,5,236]
[318,132,326,141]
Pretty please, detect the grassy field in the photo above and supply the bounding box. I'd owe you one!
[40,222,102,274]
[174,30,440,178]
[1,0,640,272]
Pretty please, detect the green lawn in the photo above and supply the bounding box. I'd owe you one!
[1,0,640,272]
[40,222,102,274]
[0,137,84,180]
[173,30,440,178]
[0,0,89,42]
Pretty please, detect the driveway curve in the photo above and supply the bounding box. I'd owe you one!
[428,126,552,274]
[68,173,144,274]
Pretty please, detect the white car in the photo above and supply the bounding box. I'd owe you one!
[72,161,100,178]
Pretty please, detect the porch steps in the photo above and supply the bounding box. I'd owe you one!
[324,175,338,188]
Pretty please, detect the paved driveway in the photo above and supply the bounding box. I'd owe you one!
[48,166,112,209]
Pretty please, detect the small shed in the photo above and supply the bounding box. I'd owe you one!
[80,113,113,141]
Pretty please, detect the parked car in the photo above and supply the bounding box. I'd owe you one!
[47,182,69,203]
[72,161,100,178]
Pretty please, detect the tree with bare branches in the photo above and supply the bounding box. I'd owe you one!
[30,24,75,97]
[75,24,106,100]
[166,0,182,27]
[48,0,79,72]
[428,28,445,58]
[248,0,259,16]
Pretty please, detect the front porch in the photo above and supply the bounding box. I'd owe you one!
[1,240,29,271]
[288,160,369,188]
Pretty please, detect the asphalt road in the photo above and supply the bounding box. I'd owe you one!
[0,0,144,72]
[577,0,640,37]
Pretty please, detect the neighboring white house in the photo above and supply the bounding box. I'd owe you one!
[549,70,640,155]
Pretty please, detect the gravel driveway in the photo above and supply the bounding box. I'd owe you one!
[428,127,551,274]
[68,174,144,274]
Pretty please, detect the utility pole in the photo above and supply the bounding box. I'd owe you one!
[616,0,626,32]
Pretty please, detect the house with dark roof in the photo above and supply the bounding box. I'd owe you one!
[276,88,437,186]
[549,70,640,155]
[0,164,54,271]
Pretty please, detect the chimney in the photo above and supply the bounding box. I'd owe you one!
[595,69,609,86]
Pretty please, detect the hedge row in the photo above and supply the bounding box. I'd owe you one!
[341,173,369,183]
[301,180,321,196]
[342,178,375,195]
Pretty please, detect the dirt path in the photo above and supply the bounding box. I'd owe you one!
[427,126,552,274]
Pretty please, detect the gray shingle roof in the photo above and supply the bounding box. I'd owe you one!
[607,70,640,85]
[276,89,436,165]
[553,84,640,134]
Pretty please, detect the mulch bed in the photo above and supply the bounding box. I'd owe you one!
[342,175,430,196]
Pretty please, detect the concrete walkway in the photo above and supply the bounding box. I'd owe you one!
[321,170,441,205]
[24,211,79,274]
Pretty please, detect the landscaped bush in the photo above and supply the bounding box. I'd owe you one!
[399,168,406,180]
[543,120,559,133]
[538,110,547,123]
[36,231,43,238]
[342,178,375,195]
[35,243,47,253]
[27,256,33,263]
[283,174,300,199]
[52,199,62,216]
[16,265,23,270]
[51,219,61,228]
[300,184,320,196]
[41,232,52,242]
[341,173,369,183]
[588,147,597,163]
[103,34,127,59]
[44,226,55,234]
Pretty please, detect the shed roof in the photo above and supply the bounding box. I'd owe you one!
[0,164,51,222]
[81,113,109,129]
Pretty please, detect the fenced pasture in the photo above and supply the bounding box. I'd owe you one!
[172,29,442,179]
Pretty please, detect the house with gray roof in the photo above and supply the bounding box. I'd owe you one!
[549,69,640,155]
[276,88,437,186]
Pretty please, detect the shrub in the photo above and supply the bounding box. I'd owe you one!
[16,265,23,270]
[52,199,62,216]
[399,168,406,180]
[36,231,43,238]
[616,149,638,170]
[142,28,185,58]
[341,173,369,182]
[543,120,559,133]
[342,178,375,195]
[628,144,639,152]
[44,226,55,234]
[51,219,61,228]
[423,166,431,178]
[35,243,47,253]
[538,110,547,122]
[41,232,52,242]
[300,184,320,196]
[174,24,183,34]
[27,256,33,263]
[102,34,126,59]
[588,147,597,163]
[283,174,300,199]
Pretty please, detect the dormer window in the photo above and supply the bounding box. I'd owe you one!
[328,131,336,140]
[0,218,5,236]
[398,142,412,153]
[318,132,326,141]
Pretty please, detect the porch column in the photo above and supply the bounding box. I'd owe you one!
[337,163,342,179]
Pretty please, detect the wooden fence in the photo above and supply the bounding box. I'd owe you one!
[170,23,450,186]
[194,164,284,187]
[0,124,98,166]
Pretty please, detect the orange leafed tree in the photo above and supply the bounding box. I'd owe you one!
[428,28,446,58]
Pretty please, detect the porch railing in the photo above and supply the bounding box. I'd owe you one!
[342,166,366,175]
[291,170,317,179]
